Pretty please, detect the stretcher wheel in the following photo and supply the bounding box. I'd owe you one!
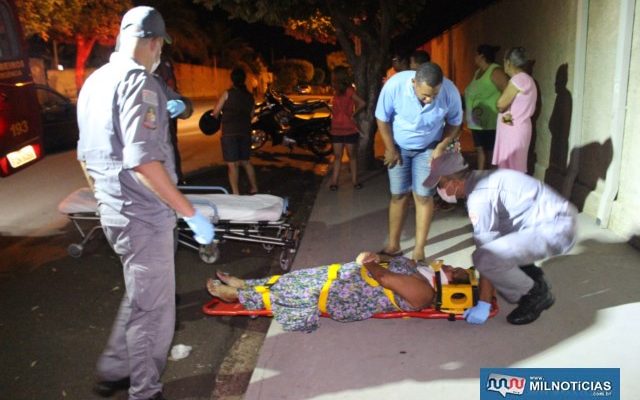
[262,243,275,253]
[199,244,220,264]
[68,243,83,258]
[279,248,295,271]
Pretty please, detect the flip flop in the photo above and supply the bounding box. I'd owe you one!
[377,249,403,257]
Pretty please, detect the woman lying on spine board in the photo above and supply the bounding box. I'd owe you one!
[206,252,495,332]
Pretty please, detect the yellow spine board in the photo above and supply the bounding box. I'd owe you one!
[431,260,478,314]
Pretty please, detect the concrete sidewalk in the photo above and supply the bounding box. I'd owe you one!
[244,168,640,399]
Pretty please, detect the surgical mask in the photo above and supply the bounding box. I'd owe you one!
[437,186,457,204]
[151,58,161,73]
[151,45,162,73]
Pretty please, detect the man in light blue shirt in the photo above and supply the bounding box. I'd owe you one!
[375,62,462,261]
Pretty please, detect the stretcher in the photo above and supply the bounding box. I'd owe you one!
[57,186,301,270]
[202,261,499,321]
[202,297,498,321]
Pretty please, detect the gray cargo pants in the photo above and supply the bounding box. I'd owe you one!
[97,223,176,400]
[472,212,577,303]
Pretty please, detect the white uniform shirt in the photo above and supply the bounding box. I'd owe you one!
[465,169,576,248]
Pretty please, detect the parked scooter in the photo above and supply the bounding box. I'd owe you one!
[251,90,332,157]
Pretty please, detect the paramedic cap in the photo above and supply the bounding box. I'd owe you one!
[120,6,172,44]
[423,151,469,188]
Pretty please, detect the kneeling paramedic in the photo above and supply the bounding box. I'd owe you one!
[423,151,577,325]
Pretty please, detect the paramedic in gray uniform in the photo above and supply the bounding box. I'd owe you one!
[76,6,213,400]
[423,152,577,325]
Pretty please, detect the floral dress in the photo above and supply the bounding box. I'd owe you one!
[237,257,422,332]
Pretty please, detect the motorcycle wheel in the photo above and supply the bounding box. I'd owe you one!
[251,128,268,150]
[308,131,332,157]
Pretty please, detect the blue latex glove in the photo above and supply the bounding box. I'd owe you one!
[463,300,491,324]
[167,99,186,118]
[183,209,214,244]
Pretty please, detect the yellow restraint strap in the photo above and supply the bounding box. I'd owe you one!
[360,263,401,310]
[318,263,341,314]
[254,275,281,311]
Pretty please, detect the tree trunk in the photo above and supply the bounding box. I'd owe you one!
[75,35,97,93]
[52,40,59,70]
[326,1,393,171]
[351,44,387,172]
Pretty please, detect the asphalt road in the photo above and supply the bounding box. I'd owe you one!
[0,99,326,400]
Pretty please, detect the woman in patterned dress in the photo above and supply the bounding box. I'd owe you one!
[206,252,476,332]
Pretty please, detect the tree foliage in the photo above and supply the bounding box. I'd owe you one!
[284,9,334,44]
[326,51,348,71]
[271,63,298,92]
[147,0,263,73]
[287,59,314,82]
[18,0,130,45]
[17,0,265,89]
[271,58,314,91]
[17,0,131,90]
[311,67,325,85]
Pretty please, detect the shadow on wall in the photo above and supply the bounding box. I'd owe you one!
[540,63,612,212]
[562,138,613,211]
[545,63,573,191]
[629,235,640,251]
[527,60,541,176]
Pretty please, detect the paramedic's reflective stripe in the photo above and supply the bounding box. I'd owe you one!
[360,264,401,311]
[254,275,281,311]
[318,263,341,314]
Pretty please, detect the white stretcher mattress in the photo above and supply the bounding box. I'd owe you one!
[58,188,98,214]
[187,193,285,222]
[58,188,286,222]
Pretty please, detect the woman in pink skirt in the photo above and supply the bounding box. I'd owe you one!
[493,47,537,172]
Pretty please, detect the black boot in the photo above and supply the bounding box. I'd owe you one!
[93,377,130,397]
[520,264,550,289]
[520,264,540,277]
[507,279,555,325]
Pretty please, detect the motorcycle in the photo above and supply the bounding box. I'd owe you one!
[251,90,333,157]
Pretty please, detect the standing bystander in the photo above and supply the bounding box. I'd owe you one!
[464,44,509,170]
[493,47,538,172]
[328,66,366,191]
[384,52,410,83]
[212,67,258,195]
[409,50,431,70]
[375,62,463,261]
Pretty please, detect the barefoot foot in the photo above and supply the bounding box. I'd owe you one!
[206,279,239,302]
[216,271,246,289]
